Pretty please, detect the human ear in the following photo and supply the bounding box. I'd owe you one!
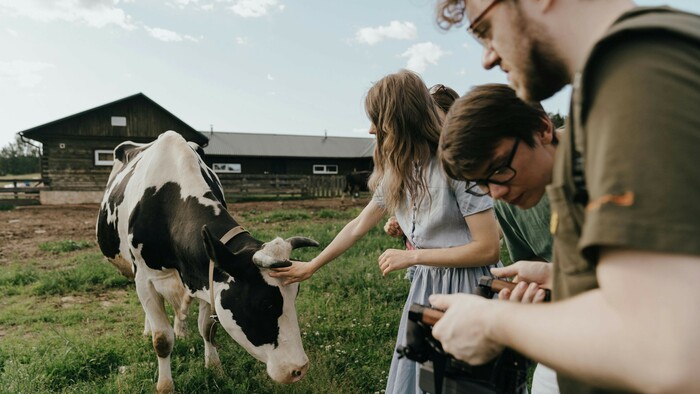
[537,115,555,145]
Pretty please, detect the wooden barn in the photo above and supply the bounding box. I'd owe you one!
[19,93,207,204]
[17,93,375,204]
[203,132,374,175]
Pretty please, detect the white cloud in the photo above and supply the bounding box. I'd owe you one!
[201,4,214,10]
[355,20,416,46]
[235,36,249,45]
[401,42,447,73]
[0,0,137,30]
[145,26,199,42]
[230,0,280,18]
[0,60,54,88]
[267,73,274,81]
[6,27,18,36]
[168,0,199,8]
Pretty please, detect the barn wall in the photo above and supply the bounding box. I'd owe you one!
[40,190,104,205]
[206,155,373,175]
[41,137,129,191]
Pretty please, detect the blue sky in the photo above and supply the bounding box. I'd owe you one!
[1,0,698,148]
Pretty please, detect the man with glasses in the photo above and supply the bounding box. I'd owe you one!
[429,1,700,393]
[441,83,560,394]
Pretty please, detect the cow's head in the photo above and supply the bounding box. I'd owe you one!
[201,226,318,383]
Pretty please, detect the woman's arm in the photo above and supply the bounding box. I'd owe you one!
[378,208,500,276]
[269,200,386,284]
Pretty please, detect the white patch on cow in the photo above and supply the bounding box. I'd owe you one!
[253,237,294,271]
[107,132,222,218]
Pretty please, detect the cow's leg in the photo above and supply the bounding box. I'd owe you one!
[143,315,151,336]
[135,277,175,394]
[150,271,190,338]
[173,294,191,339]
[197,299,222,370]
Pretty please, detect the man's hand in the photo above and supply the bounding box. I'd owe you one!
[429,293,504,365]
[268,260,317,285]
[383,216,404,238]
[491,260,552,302]
[378,248,415,276]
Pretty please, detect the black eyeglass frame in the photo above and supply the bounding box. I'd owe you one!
[465,137,520,196]
[466,0,503,46]
[429,84,447,95]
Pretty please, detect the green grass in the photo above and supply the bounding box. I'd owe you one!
[0,205,522,393]
[38,240,94,254]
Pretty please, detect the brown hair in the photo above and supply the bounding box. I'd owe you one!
[436,0,468,30]
[430,84,460,114]
[366,70,443,213]
[439,83,551,181]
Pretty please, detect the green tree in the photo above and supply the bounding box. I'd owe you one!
[0,135,41,176]
[548,112,567,129]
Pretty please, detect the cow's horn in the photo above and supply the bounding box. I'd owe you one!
[285,236,319,249]
[252,250,292,268]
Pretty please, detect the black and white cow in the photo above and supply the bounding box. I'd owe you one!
[343,170,371,198]
[96,131,318,393]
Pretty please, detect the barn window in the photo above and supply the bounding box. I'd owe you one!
[94,150,114,166]
[312,164,338,174]
[213,163,242,173]
[111,116,127,126]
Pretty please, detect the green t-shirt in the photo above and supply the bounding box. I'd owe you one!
[549,7,700,394]
[494,195,552,263]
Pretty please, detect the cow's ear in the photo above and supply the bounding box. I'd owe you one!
[202,225,252,279]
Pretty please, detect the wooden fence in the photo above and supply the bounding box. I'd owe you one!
[0,178,43,204]
[216,174,346,198]
[0,174,349,205]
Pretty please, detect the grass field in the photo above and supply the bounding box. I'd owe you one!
[0,205,514,393]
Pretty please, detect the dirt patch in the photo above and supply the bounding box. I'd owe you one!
[0,197,368,265]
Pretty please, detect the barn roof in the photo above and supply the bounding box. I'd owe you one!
[19,93,208,145]
[203,132,375,158]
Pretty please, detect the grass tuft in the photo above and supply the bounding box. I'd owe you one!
[39,240,94,254]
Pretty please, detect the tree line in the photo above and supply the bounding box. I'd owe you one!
[0,135,41,176]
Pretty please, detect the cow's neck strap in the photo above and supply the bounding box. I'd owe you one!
[209,225,249,322]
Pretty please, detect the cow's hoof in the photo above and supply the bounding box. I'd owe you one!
[156,380,174,394]
[174,323,187,339]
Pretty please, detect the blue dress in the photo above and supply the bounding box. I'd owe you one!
[374,157,501,394]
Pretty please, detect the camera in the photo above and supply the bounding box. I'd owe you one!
[397,276,538,394]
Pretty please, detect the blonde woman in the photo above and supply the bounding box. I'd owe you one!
[270,70,501,393]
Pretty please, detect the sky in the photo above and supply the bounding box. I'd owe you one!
[1,0,699,149]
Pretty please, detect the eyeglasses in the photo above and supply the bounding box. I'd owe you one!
[429,84,459,101]
[467,0,503,47]
[465,137,520,196]
[430,84,447,95]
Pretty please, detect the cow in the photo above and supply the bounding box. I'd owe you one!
[96,131,318,394]
[343,170,371,198]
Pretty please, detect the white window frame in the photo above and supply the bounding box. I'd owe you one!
[94,149,115,166]
[111,116,127,127]
[213,163,242,173]
[312,164,338,174]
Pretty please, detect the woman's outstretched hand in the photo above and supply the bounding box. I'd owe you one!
[269,261,317,285]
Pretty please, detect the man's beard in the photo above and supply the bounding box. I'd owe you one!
[515,17,570,103]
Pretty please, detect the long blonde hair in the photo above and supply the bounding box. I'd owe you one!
[366,70,443,214]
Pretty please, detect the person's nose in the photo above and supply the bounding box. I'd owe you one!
[489,183,509,200]
[482,45,499,70]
